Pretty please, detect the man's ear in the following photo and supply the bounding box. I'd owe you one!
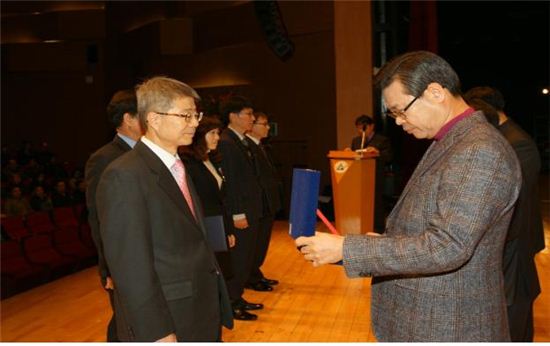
[228,112,238,123]
[122,112,134,125]
[425,82,446,103]
[146,111,159,130]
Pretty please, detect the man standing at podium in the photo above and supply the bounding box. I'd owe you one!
[296,51,521,341]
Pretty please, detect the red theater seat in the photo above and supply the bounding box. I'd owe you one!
[26,211,57,234]
[1,240,47,298]
[1,216,30,241]
[23,234,77,278]
[52,207,79,232]
[53,229,97,267]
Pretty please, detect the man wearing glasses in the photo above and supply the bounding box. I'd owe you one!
[245,111,283,292]
[296,51,521,341]
[96,76,233,341]
[218,96,266,321]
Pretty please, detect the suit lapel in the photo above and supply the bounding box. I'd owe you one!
[135,142,198,225]
[224,129,255,165]
[388,112,484,220]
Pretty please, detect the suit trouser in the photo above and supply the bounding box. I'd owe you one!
[248,214,274,283]
[106,289,119,342]
[507,291,535,341]
[225,222,259,302]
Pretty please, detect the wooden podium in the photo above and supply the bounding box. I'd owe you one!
[328,150,378,235]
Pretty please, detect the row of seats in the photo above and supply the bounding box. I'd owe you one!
[1,205,97,299]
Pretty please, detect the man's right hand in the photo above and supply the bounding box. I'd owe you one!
[104,277,114,290]
[155,333,177,342]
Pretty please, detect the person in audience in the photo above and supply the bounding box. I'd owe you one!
[349,114,394,233]
[71,179,87,206]
[180,115,237,319]
[296,51,522,341]
[96,76,232,341]
[218,95,265,321]
[464,86,545,342]
[3,186,31,217]
[30,185,53,212]
[85,89,142,342]
[244,111,282,291]
[51,180,74,207]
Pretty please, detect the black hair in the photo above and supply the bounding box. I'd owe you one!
[220,95,253,125]
[375,51,462,97]
[463,86,506,111]
[107,89,137,129]
[354,115,374,126]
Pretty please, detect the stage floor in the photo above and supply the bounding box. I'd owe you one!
[1,220,549,342]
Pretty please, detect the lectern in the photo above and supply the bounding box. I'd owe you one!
[328,150,378,235]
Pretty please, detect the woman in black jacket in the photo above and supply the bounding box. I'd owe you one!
[180,115,235,270]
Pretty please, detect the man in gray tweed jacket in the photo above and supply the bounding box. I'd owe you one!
[296,51,521,342]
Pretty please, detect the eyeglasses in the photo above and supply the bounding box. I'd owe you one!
[385,95,419,120]
[154,111,203,123]
[254,122,269,127]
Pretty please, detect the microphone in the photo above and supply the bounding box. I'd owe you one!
[360,124,367,150]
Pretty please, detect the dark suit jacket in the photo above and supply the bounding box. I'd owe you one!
[351,132,393,165]
[246,137,282,217]
[217,129,263,224]
[85,135,132,283]
[96,141,233,342]
[499,119,544,305]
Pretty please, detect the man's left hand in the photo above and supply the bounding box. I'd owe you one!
[295,231,344,267]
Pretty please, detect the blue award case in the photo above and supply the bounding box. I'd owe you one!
[289,168,321,239]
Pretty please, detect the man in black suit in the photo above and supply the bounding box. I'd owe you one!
[85,89,142,342]
[245,111,283,291]
[350,115,393,233]
[217,96,265,321]
[96,76,233,341]
[465,86,545,342]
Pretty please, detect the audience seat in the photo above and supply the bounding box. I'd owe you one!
[1,240,48,298]
[52,207,79,232]
[22,233,77,279]
[53,229,97,268]
[26,211,57,234]
[78,223,96,251]
[1,215,30,241]
[74,203,88,224]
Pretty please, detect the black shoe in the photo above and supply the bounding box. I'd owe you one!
[239,298,264,311]
[233,308,258,321]
[245,281,273,292]
[260,277,279,286]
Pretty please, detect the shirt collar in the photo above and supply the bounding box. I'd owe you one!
[117,133,137,148]
[228,125,245,141]
[140,136,179,170]
[434,107,475,141]
[246,134,261,145]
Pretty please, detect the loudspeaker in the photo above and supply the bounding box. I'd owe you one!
[254,1,294,61]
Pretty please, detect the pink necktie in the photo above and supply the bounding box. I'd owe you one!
[171,159,196,220]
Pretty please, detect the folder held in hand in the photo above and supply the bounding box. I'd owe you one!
[289,168,321,239]
[203,215,228,252]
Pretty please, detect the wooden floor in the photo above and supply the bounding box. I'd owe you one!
[1,218,549,342]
